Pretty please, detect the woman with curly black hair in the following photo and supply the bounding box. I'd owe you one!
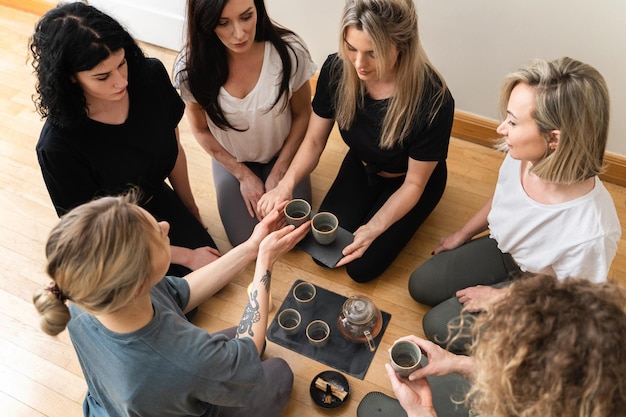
[31,2,220,277]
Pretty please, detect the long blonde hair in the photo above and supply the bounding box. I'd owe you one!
[33,193,161,336]
[467,274,626,417]
[335,0,448,149]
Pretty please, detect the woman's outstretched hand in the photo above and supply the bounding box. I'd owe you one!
[334,224,378,268]
[248,200,309,261]
[257,184,292,219]
[257,219,310,267]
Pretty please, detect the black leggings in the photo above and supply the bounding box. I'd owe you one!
[145,182,217,277]
[319,150,447,282]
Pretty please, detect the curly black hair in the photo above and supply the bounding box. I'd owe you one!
[29,2,145,130]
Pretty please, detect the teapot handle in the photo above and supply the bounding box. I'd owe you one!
[364,330,376,352]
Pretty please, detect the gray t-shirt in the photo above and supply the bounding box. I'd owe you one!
[68,276,263,417]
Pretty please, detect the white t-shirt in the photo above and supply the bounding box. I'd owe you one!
[176,35,316,163]
[488,154,621,282]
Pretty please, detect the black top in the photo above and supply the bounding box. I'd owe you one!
[312,54,454,174]
[36,58,185,216]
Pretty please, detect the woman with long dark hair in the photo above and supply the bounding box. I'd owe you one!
[175,0,316,246]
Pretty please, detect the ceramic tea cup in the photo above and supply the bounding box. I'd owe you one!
[293,281,316,309]
[311,212,339,245]
[284,199,311,227]
[277,308,301,334]
[306,320,330,347]
[389,340,422,377]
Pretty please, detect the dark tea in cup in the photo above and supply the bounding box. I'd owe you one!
[277,308,301,334]
[390,340,422,377]
[306,320,330,347]
[311,212,338,245]
[284,199,311,227]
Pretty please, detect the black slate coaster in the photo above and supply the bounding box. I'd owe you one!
[267,280,391,380]
[296,212,354,267]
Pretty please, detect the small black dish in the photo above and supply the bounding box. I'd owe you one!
[309,370,350,409]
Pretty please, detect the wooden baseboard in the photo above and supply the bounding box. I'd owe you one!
[452,110,626,187]
[0,0,55,15]
[451,110,499,147]
[602,152,626,187]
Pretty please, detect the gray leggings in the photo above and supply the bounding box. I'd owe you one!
[409,236,520,353]
[216,328,293,417]
[218,358,293,417]
[213,159,312,246]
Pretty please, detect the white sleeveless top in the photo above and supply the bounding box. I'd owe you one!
[176,35,316,163]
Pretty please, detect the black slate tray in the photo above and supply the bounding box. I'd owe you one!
[267,280,391,380]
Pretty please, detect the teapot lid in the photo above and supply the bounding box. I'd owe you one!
[342,295,376,325]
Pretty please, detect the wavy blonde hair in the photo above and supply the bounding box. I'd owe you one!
[33,192,162,336]
[335,0,448,149]
[497,57,609,183]
[467,274,626,417]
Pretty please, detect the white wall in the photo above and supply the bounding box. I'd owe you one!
[88,0,186,51]
[417,0,626,156]
[264,0,341,71]
[89,0,626,156]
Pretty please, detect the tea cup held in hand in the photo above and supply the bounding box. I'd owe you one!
[389,340,422,377]
[284,199,311,227]
[306,320,330,347]
[311,212,338,245]
[277,308,301,334]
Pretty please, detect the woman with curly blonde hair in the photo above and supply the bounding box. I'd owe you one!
[370,274,626,417]
[469,275,626,417]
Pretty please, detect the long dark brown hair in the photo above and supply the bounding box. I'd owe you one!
[179,0,303,131]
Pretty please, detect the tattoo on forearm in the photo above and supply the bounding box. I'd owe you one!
[236,271,271,338]
[237,289,261,338]
[260,270,271,293]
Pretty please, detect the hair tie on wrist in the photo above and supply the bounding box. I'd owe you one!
[47,282,69,302]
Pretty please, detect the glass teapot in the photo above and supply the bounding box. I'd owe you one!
[337,295,382,352]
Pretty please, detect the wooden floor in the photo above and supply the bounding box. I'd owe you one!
[1,5,625,417]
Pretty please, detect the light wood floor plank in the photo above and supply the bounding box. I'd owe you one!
[0,391,46,417]
[0,363,82,417]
